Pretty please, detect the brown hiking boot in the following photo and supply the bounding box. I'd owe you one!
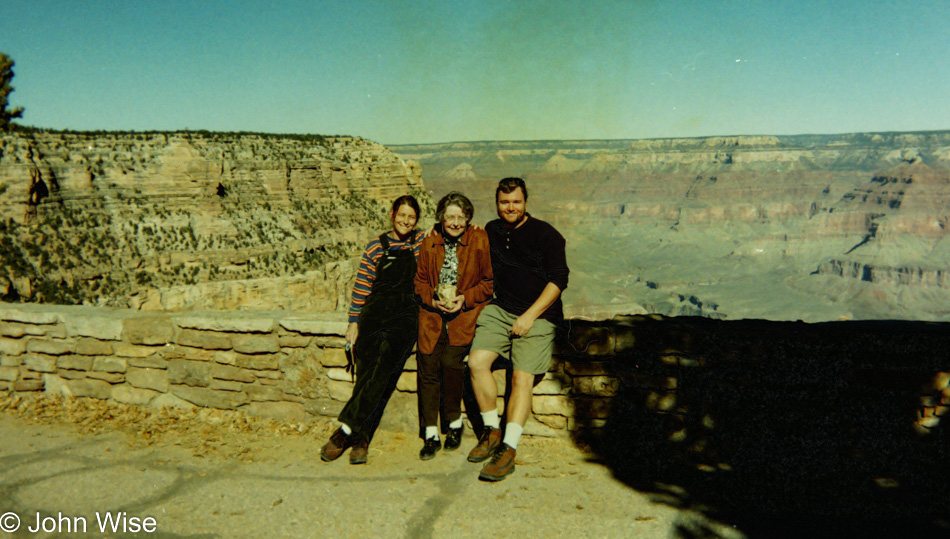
[479,443,516,482]
[467,426,501,463]
[349,435,369,465]
[321,428,351,462]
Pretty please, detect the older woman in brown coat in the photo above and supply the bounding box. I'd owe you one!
[413,192,493,460]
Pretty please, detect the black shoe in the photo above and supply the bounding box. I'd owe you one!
[419,437,442,460]
[444,427,463,451]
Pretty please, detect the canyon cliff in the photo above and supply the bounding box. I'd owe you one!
[393,132,950,322]
[0,131,430,311]
[3,129,949,322]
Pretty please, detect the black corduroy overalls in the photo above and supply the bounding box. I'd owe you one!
[338,233,419,442]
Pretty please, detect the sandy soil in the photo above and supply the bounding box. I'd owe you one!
[0,393,744,538]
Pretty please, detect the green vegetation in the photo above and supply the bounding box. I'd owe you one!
[0,186,381,305]
[11,126,340,146]
[0,51,24,131]
[0,129,419,308]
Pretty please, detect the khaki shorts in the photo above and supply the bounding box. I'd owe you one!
[470,304,556,375]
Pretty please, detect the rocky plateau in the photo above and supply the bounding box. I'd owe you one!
[2,129,949,322]
[0,130,431,312]
[393,132,950,322]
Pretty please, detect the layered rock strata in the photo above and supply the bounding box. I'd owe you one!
[0,131,430,311]
[393,132,950,321]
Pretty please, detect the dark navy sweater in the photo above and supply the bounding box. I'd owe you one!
[485,214,569,321]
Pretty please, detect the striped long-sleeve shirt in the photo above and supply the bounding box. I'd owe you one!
[348,229,424,323]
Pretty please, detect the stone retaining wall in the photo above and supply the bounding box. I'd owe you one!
[7,302,948,451]
[13,302,949,531]
[0,303,619,438]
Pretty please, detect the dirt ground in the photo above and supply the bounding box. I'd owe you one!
[0,393,342,463]
[0,393,593,470]
[0,393,744,538]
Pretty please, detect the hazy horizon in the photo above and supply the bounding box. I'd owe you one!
[2,1,949,145]
[8,126,950,147]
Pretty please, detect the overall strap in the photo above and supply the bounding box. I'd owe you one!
[378,233,391,251]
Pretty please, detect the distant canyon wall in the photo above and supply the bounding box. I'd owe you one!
[3,129,949,322]
[0,131,430,311]
[393,132,950,321]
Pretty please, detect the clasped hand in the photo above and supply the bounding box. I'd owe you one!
[434,295,465,314]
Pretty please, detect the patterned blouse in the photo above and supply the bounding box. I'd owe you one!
[438,238,459,287]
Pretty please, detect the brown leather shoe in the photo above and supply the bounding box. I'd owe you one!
[479,443,516,481]
[320,428,350,462]
[349,435,369,465]
[467,426,501,463]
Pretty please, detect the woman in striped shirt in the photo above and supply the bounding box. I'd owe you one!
[321,195,425,465]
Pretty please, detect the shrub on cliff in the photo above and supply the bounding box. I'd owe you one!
[0,51,25,131]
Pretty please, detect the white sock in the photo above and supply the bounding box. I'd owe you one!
[481,409,500,430]
[449,417,463,429]
[503,423,524,450]
[425,426,439,440]
[340,423,352,435]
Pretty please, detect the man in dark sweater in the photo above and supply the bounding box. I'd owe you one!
[467,177,569,481]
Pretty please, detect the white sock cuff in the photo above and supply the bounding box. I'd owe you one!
[425,426,439,440]
[503,423,524,450]
[340,423,352,435]
[449,417,464,429]
[481,409,500,429]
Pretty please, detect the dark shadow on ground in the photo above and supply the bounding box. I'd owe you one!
[561,316,950,538]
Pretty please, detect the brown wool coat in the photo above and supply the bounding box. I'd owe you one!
[414,226,494,355]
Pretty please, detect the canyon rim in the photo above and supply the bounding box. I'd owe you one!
[2,129,949,322]
[395,132,950,322]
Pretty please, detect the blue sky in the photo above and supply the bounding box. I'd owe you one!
[2,0,949,144]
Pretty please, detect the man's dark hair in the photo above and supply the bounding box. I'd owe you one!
[391,194,421,218]
[496,177,527,202]
[435,191,475,224]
